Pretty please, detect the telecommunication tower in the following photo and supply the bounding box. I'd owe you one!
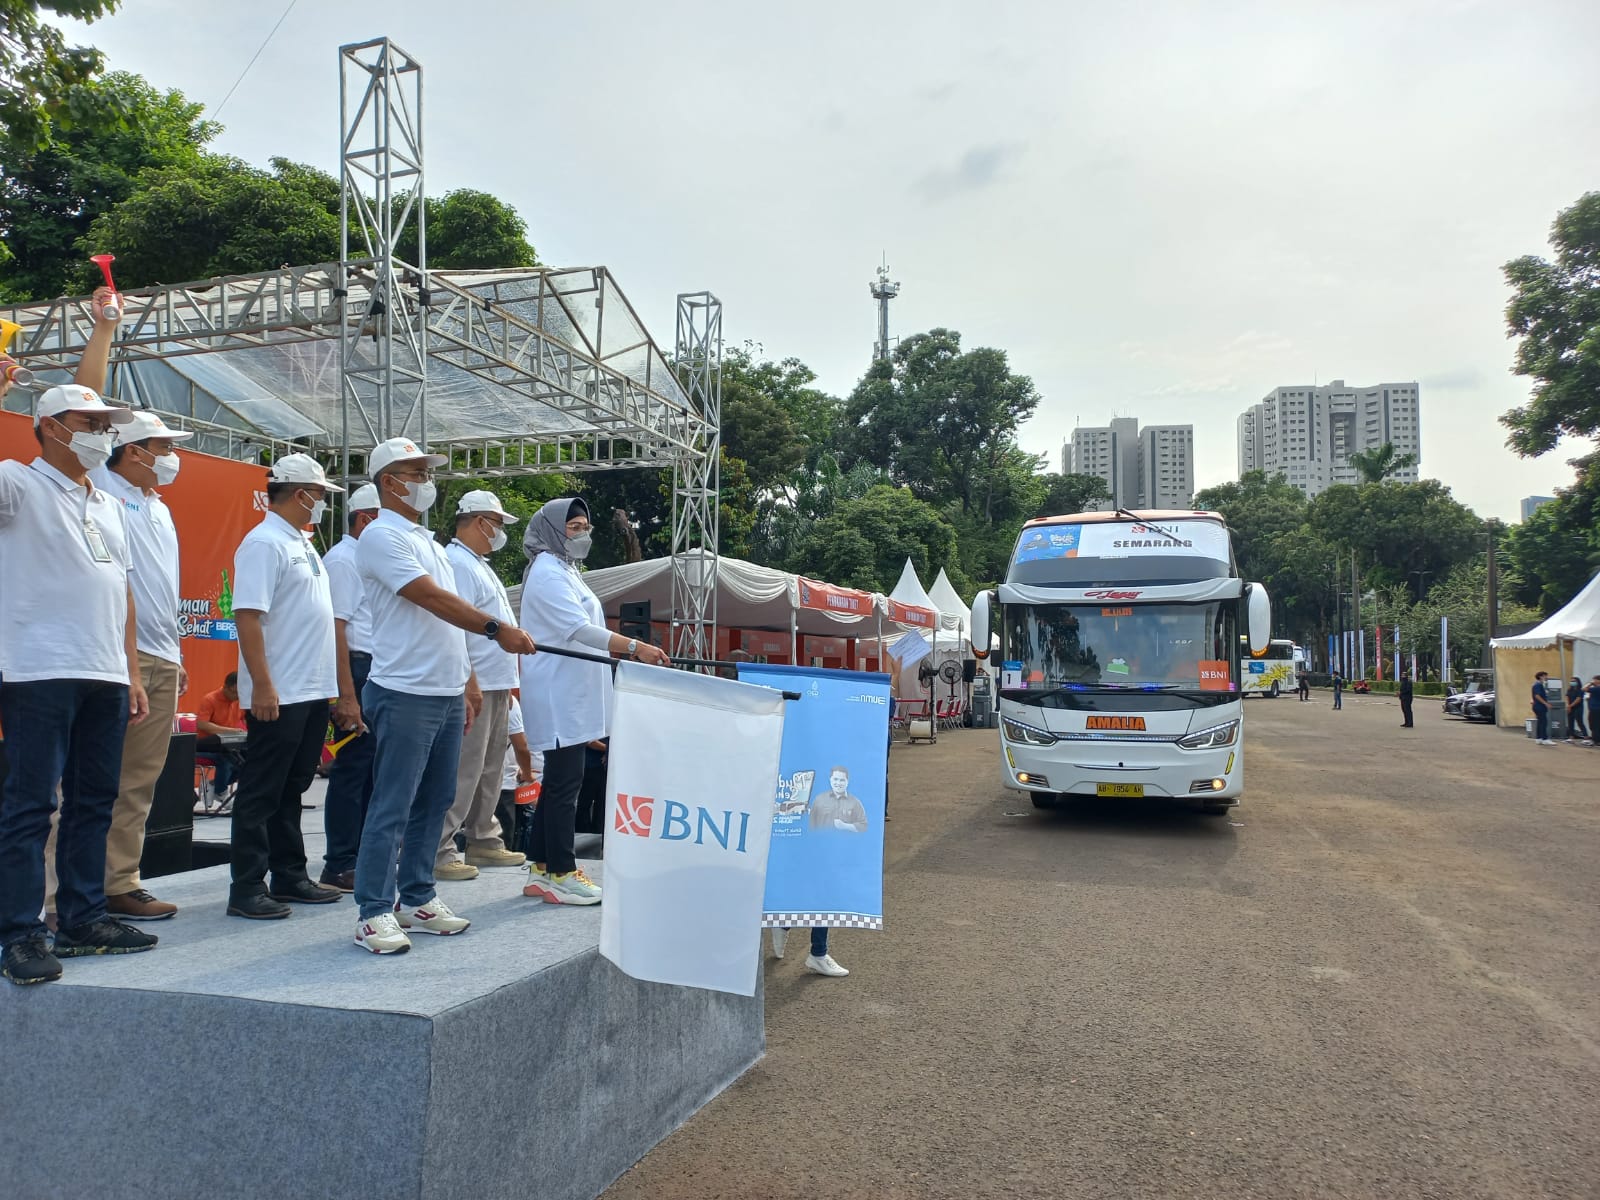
[869,256,900,362]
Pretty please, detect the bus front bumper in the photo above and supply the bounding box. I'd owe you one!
[1001,741,1242,802]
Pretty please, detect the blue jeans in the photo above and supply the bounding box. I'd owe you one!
[355,683,465,920]
[324,651,376,875]
[0,679,129,946]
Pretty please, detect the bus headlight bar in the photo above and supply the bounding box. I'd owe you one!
[1001,716,1057,747]
[1177,720,1239,750]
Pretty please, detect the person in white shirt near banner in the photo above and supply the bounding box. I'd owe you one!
[227,454,346,920]
[518,497,668,905]
[435,490,526,879]
[318,482,380,893]
[352,439,535,954]
[89,410,194,922]
[0,383,156,986]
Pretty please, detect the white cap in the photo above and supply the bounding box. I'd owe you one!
[348,482,380,511]
[118,410,195,444]
[368,436,447,477]
[267,453,345,493]
[36,384,134,424]
[456,489,520,524]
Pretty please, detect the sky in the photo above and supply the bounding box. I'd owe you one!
[57,0,1600,522]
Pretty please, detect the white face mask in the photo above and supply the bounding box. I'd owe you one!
[402,480,437,513]
[307,497,327,525]
[63,428,115,470]
[152,452,180,485]
[485,521,508,553]
[565,531,593,561]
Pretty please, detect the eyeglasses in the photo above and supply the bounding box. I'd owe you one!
[565,520,591,534]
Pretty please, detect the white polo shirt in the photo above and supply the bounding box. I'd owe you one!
[231,511,336,707]
[324,535,374,655]
[356,509,472,697]
[91,466,182,666]
[0,458,131,685]
[446,538,518,691]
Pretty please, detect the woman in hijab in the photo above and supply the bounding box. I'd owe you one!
[518,497,669,905]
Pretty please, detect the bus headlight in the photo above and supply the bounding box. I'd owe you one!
[1177,720,1239,750]
[1002,716,1057,746]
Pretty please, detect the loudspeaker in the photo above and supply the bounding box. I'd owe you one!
[619,600,651,642]
[962,659,977,682]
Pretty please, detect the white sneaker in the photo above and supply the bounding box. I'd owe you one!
[356,912,411,954]
[805,953,849,977]
[770,927,787,959]
[397,897,471,936]
[525,868,602,906]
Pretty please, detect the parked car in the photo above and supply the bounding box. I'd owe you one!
[1445,670,1494,720]
[1462,689,1496,722]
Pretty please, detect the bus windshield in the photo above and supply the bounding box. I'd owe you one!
[999,602,1239,695]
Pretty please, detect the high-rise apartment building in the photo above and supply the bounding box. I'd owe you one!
[1237,380,1421,497]
[1064,417,1194,509]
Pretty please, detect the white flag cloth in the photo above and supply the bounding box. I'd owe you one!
[600,662,788,996]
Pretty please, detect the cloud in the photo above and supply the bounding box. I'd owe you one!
[913,142,1025,203]
[1143,378,1239,398]
[1420,366,1485,391]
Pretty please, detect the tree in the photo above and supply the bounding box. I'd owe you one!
[1194,471,1309,585]
[396,189,538,269]
[1346,441,1417,483]
[0,0,121,151]
[1502,469,1600,614]
[0,70,217,300]
[1500,191,1600,456]
[1035,472,1112,518]
[1308,480,1484,601]
[786,485,958,594]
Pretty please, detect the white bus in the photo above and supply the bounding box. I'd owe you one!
[1241,638,1298,698]
[970,510,1271,815]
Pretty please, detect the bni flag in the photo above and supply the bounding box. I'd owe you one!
[601,662,787,996]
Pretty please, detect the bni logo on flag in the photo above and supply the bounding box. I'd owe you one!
[613,792,753,853]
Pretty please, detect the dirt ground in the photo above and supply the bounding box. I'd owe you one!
[603,691,1600,1200]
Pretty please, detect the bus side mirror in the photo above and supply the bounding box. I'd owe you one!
[970,590,993,659]
[1246,583,1272,656]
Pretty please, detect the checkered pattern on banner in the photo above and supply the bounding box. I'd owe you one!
[762,912,883,930]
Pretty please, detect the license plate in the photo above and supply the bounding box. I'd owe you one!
[1096,783,1144,798]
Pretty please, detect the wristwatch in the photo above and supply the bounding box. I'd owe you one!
[626,638,639,658]
[484,619,501,640]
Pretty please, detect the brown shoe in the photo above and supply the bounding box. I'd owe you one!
[107,889,178,921]
[318,869,356,893]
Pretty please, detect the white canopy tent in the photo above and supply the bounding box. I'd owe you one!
[1490,572,1600,728]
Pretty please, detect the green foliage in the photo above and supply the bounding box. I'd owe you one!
[1308,480,1484,601]
[1501,192,1600,456]
[1501,460,1600,613]
[1194,471,1309,583]
[786,485,959,593]
[396,189,538,269]
[1035,472,1112,518]
[1346,441,1417,483]
[0,71,216,300]
[0,0,121,151]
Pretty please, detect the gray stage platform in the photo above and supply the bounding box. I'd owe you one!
[0,857,764,1200]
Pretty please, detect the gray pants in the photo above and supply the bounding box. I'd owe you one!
[436,689,511,864]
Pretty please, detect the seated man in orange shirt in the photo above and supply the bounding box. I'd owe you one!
[196,672,246,800]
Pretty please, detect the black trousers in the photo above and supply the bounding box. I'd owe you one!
[529,742,585,876]
[231,699,327,899]
[1568,706,1587,738]
[1400,695,1413,726]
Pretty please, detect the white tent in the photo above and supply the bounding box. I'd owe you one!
[1490,571,1600,727]
[927,568,971,633]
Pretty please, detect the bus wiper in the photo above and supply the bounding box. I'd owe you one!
[1113,508,1188,548]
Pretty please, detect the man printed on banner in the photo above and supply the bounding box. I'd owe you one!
[350,439,535,955]
[0,379,158,987]
[808,765,869,833]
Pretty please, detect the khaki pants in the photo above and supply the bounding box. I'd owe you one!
[106,652,182,894]
[436,689,510,864]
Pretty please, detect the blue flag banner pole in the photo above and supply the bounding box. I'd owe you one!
[737,663,890,931]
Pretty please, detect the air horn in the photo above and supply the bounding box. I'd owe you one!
[89,253,121,320]
[0,318,33,387]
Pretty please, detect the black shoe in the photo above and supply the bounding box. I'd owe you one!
[2,937,63,985]
[53,917,159,957]
[268,878,342,904]
[318,869,356,894]
[227,893,292,920]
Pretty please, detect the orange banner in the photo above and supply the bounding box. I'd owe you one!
[1,410,266,709]
[795,576,875,617]
[1198,660,1232,691]
[885,598,937,628]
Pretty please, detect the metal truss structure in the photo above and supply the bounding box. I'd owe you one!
[670,292,723,660]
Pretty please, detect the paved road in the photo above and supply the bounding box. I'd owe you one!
[605,693,1600,1199]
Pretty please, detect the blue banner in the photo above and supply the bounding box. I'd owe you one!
[738,663,890,930]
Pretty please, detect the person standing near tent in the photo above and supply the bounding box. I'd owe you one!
[1564,677,1590,745]
[1531,671,1553,745]
[517,497,668,906]
[1587,676,1600,748]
